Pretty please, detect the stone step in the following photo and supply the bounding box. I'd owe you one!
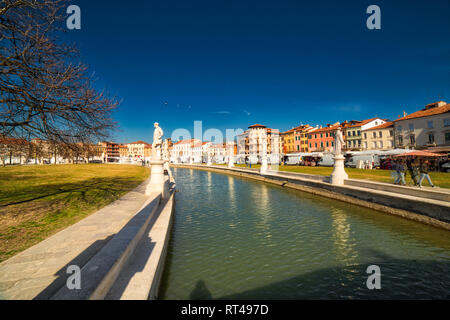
[105,190,175,300]
[344,179,450,202]
[51,193,162,300]
[0,177,152,300]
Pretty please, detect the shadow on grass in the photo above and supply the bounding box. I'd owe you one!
[0,177,144,207]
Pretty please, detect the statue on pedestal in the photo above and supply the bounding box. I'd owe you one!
[333,127,345,157]
[330,125,348,185]
[152,122,164,160]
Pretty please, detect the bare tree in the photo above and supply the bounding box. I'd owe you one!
[0,0,119,146]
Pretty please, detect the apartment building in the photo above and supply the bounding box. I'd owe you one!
[345,118,387,150]
[394,101,450,149]
[361,122,395,150]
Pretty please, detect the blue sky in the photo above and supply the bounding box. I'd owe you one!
[67,0,450,143]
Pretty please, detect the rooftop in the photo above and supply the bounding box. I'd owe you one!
[395,101,449,122]
[365,121,394,131]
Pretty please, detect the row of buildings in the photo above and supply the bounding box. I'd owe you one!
[2,101,449,165]
[279,101,450,154]
[0,139,160,165]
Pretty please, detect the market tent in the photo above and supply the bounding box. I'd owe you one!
[394,150,443,157]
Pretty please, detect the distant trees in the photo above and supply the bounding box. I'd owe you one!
[0,0,119,149]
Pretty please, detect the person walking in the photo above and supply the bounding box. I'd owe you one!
[391,160,399,184]
[395,160,406,185]
[418,159,435,188]
[406,158,418,186]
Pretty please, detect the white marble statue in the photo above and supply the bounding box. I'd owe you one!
[333,127,344,157]
[152,122,164,159]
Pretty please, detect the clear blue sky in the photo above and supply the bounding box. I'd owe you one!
[67,0,450,143]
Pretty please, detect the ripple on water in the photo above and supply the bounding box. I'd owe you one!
[160,168,450,300]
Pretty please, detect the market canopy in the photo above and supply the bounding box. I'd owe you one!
[394,150,443,158]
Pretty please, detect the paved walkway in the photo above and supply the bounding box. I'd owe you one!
[0,177,151,300]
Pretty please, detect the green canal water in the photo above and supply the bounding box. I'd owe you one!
[159,168,450,299]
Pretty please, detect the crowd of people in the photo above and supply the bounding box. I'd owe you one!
[390,158,436,188]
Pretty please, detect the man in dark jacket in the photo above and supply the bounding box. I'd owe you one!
[394,160,406,185]
[418,160,435,188]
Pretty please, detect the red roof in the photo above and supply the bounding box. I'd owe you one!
[313,124,341,133]
[174,139,200,145]
[128,140,151,146]
[395,102,449,121]
[248,124,267,129]
[365,121,394,130]
[347,118,380,128]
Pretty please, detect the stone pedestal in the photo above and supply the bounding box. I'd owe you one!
[146,159,167,198]
[260,156,268,174]
[163,161,172,178]
[330,155,348,185]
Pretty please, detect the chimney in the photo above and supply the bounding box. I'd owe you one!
[425,101,446,109]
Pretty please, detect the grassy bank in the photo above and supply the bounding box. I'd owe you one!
[223,164,450,189]
[0,164,150,263]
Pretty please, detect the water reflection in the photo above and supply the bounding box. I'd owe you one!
[228,176,236,210]
[161,168,450,300]
[330,207,359,266]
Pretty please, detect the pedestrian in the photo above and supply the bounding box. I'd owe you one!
[395,160,406,185]
[418,159,435,188]
[406,158,418,186]
[391,160,399,184]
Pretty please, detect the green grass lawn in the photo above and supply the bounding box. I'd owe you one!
[0,164,150,263]
[227,164,450,189]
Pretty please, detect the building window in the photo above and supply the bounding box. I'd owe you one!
[389,130,393,137]
[428,133,435,144]
[398,136,403,145]
[372,142,377,148]
[326,142,329,147]
[444,119,450,127]
[410,135,415,144]
[364,142,368,149]
[364,133,367,139]
[372,132,377,138]
[379,141,383,148]
[445,132,450,143]
[427,121,434,129]
[409,123,414,131]
[357,130,361,136]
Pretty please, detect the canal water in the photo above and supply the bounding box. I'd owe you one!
[159,168,450,299]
